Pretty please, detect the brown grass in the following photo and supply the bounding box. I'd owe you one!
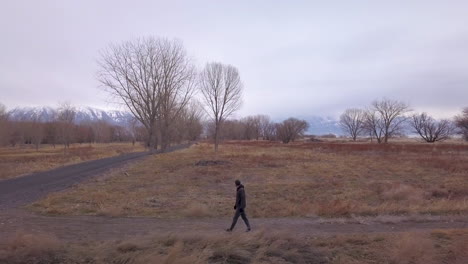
[0,232,64,264]
[0,231,327,264]
[0,142,145,180]
[1,229,467,264]
[30,141,468,217]
[314,229,468,264]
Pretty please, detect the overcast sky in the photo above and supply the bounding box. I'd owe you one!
[1,0,467,119]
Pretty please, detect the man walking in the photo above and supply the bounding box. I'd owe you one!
[226,180,251,232]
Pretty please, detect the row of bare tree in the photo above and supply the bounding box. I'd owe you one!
[339,98,468,143]
[0,104,136,149]
[0,102,204,150]
[206,116,309,144]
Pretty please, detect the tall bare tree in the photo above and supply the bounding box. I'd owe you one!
[411,113,453,143]
[199,62,243,151]
[98,37,195,151]
[339,108,365,141]
[455,107,468,141]
[156,41,196,150]
[364,98,410,143]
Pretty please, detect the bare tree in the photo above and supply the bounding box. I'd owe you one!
[182,101,204,141]
[98,37,195,151]
[91,120,113,143]
[128,117,140,146]
[364,98,410,143]
[199,62,243,151]
[276,118,309,143]
[29,113,44,150]
[44,121,58,148]
[0,103,10,146]
[264,122,278,141]
[339,108,365,141]
[411,113,453,143]
[155,41,196,150]
[57,102,76,151]
[0,103,6,119]
[455,107,468,141]
[242,116,262,140]
[257,115,272,140]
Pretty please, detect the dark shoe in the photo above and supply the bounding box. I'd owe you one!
[246,228,251,232]
[226,228,232,232]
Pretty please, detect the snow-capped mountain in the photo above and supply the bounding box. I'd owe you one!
[304,116,342,135]
[8,106,343,135]
[274,116,342,135]
[7,106,134,126]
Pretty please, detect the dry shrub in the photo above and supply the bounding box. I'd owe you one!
[116,241,143,253]
[375,182,424,202]
[388,233,436,264]
[40,231,326,264]
[182,203,212,218]
[428,187,451,199]
[0,232,64,264]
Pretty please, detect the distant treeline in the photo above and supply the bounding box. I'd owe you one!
[206,115,309,144]
[339,98,468,143]
[0,102,203,149]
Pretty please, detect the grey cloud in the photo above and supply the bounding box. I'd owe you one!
[1,0,468,120]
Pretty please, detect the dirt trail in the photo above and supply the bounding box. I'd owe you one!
[0,142,467,243]
[1,211,467,242]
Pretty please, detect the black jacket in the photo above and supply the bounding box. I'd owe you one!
[235,184,247,209]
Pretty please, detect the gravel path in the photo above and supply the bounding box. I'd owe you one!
[0,144,190,210]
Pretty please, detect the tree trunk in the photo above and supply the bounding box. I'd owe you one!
[160,121,170,152]
[214,122,220,152]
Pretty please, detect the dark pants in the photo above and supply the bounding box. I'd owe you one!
[229,208,251,230]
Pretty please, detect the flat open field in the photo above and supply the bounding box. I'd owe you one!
[2,141,468,264]
[0,143,145,180]
[31,141,468,218]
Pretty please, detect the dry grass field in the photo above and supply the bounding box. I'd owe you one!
[0,143,145,180]
[1,229,467,264]
[31,141,468,218]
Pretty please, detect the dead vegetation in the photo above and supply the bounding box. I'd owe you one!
[315,229,468,264]
[0,143,145,180]
[1,229,467,264]
[0,232,64,264]
[31,141,468,218]
[0,231,327,264]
